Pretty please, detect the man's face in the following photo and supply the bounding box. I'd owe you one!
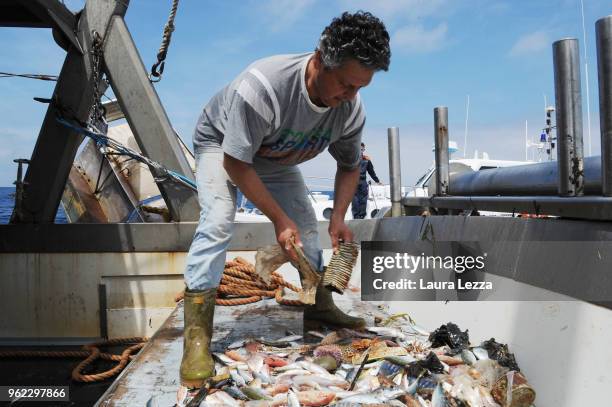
[314,56,375,108]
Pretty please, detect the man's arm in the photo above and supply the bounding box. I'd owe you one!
[329,165,360,250]
[366,160,381,184]
[223,154,301,261]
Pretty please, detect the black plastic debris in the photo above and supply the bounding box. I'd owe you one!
[406,351,445,377]
[428,322,470,354]
[482,338,520,371]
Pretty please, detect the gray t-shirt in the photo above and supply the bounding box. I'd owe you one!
[193,53,365,169]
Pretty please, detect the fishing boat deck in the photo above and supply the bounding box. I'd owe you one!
[95,255,381,406]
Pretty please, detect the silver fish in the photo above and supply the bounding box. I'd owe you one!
[275,368,310,383]
[298,360,330,375]
[378,388,407,401]
[287,390,301,407]
[472,347,489,360]
[366,326,406,339]
[307,330,326,339]
[385,355,417,366]
[275,362,304,372]
[241,386,272,401]
[237,367,254,383]
[461,349,477,365]
[431,383,447,407]
[247,354,265,372]
[257,334,303,347]
[213,352,239,366]
[339,394,382,404]
[403,375,419,395]
[253,370,271,384]
[335,368,348,380]
[244,401,273,407]
[293,373,349,388]
[224,385,249,401]
[230,368,246,387]
[228,339,246,349]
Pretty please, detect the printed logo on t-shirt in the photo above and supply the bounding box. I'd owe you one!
[257,127,332,164]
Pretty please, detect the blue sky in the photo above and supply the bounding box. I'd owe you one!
[0,0,610,187]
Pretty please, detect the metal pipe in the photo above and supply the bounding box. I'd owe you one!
[448,156,602,196]
[434,107,449,195]
[402,195,612,221]
[596,15,612,196]
[387,127,402,217]
[553,38,584,196]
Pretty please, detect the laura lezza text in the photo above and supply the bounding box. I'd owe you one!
[373,278,493,290]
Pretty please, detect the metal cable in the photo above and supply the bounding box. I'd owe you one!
[0,71,58,81]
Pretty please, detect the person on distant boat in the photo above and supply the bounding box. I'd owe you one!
[180,11,390,388]
[352,142,381,219]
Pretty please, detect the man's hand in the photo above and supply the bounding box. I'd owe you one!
[274,216,302,262]
[329,215,353,253]
[224,154,302,261]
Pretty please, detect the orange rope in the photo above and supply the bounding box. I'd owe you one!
[217,285,275,297]
[274,287,303,306]
[0,337,148,383]
[176,257,305,306]
[216,296,262,306]
[72,343,145,382]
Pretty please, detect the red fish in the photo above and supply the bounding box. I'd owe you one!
[296,390,335,406]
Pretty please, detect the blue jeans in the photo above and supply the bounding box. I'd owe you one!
[351,181,368,219]
[184,145,323,290]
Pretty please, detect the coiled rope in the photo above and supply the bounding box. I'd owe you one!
[176,257,304,306]
[0,337,147,382]
[149,0,180,82]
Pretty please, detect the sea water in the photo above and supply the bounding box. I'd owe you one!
[0,186,67,224]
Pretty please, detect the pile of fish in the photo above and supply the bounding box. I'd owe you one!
[177,317,536,407]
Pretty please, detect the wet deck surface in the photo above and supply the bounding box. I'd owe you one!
[95,286,381,406]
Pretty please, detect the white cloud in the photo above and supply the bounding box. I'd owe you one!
[258,0,316,32]
[509,31,550,56]
[392,23,448,54]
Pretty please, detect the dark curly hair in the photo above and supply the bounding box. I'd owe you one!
[318,11,391,72]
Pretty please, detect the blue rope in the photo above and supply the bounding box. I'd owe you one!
[56,117,197,191]
[125,194,164,222]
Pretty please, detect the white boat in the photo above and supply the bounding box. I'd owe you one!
[406,152,532,198]
[236,184,394,222]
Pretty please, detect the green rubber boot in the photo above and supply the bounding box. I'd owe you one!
[180,288,216,388]
[303,278,366,330]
